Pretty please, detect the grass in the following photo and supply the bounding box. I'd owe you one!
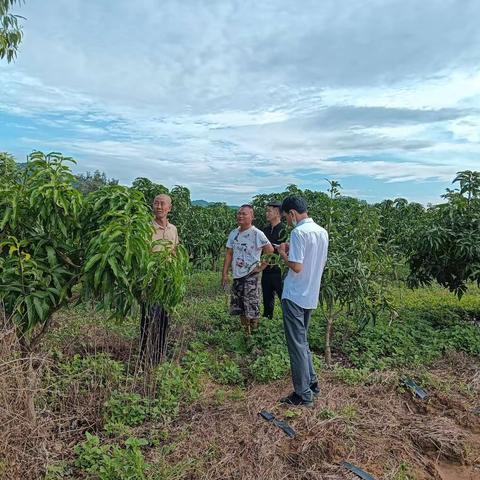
[2,271,480,479]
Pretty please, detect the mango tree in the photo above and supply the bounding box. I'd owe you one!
[319,181,394,366]
[0,152,188,355]
[0,0,24,62]
[74,170,118,195]
[182,203,236,270]
[375,198,426,283]
[131,177,169,205]
[408,170,480,297]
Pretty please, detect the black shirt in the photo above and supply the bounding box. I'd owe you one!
[262,222,285,274]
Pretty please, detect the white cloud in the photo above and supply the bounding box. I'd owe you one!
[321,70,480,111]
[448,115,480,143]
[1,0,480,203]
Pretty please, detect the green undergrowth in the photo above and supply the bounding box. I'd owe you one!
[102,360,204,432]
[39,272,480,479]
[184,274,480,380]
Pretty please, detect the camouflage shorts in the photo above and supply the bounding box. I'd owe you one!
[230,272,261,319]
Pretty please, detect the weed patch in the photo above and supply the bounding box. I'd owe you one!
[75,433,149,480]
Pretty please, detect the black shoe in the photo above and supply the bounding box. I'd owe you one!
[310,382,320,397]
[279,392,314,407]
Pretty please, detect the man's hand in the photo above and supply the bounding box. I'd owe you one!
[221,273,230,291]
[252,260,268,274]
[278,242,302,273]
[278,242,289,257]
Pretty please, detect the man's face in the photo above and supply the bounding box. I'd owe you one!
[237,206,253,227]
[265,206,280,223]
[283,210,294,226]
[153,195,172,220]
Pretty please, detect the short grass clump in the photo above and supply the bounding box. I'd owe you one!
[75,433,149,480]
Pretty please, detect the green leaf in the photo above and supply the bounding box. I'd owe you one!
[84,253,102,272]
[32,296,45,322]
[46,246,57,268]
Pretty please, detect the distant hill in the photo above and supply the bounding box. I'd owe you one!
[192,199,211,207]
[192,199,239,209]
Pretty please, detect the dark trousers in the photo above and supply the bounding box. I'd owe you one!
[261,271,283,319]
[282,298,316,402]
[140,304,169,366]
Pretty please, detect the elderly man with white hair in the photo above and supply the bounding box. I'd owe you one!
[140,193,179,366]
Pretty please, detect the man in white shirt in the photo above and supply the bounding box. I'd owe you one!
[222,204,274,334]
[277,196,329,406]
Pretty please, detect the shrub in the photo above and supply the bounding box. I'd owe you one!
[155,361,204,419]
[333,367,371,385]
[210,356,244,385]
[75,433,149,480]
[57,353,125,387]
[44,353,125,408]
[250,351,290,382]
[441,324,480,355]
[104,392,149,431]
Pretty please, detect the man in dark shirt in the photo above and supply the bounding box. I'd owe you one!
[261,200,285,319]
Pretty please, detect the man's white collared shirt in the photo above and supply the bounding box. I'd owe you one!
[282,218,329,309]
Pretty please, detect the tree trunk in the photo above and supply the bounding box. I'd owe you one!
[23,354,37,423]
[324,307,335,367]
[140,304,169,368]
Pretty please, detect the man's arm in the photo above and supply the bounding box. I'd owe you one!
[278,243,303,273]
[252,242,274,273]
[222,248,233,287]
[262,243,274,255]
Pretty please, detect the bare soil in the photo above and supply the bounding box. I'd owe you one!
[150,353,480,480]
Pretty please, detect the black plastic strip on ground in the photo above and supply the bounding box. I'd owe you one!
[258,410,296,438]
[341,461,376,480]
[401,378,428,400]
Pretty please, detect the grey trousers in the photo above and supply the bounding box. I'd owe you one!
[281,298,317,402]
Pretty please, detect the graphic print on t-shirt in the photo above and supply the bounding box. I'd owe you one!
[226,227,270,279]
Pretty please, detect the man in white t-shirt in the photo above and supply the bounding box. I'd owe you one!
[222,204,274,334]
[277,196,329,406]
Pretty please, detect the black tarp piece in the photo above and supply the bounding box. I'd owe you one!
[341,461,376,480]
[258,410,296,438]
[401,378,428,400]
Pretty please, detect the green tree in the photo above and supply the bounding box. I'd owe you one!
[181,203,236,270]
[375,198,425,257]
[74,170,118,195]
[169,184,192,234]
[0,151,18,182]
[408,170,480,297]
[0,151,188,353]
[0,0,24,62]
[131,177,168,206]
[319,181,393,366]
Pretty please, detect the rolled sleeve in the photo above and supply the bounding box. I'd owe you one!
[226,231,235,248]
[256,230,270,249]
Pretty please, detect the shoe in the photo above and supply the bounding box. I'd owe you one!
[279,392,314,407]
[310,382,320,397]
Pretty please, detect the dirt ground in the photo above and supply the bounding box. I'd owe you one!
[155,353,480,480]
[1,323,479,479]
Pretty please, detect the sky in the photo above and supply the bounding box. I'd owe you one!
[1,0,480,204]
